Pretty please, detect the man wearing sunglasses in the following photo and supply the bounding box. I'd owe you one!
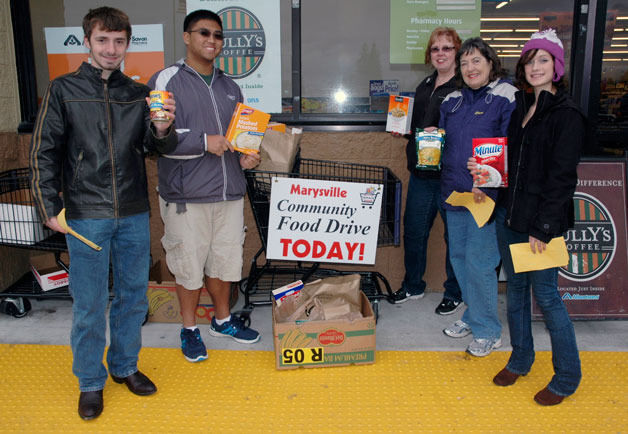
[148,9,261,364]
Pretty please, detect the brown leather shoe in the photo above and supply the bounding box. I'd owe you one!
[534,386,565,406]
[111,371,157,396]
[78,390,103,420]
[493,367,521,387]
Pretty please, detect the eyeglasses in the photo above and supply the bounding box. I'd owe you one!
[430,46,455,53]
[188,28,224,41]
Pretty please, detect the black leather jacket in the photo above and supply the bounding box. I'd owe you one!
[502,88,586,242]
[30,62,177,221]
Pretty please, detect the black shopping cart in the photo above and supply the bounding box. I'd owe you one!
[240,156,402,320]
[0,168,70,316]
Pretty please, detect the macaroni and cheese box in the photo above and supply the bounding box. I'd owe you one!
[385,95,414,134]
[225,103,271,155]
[472,137,508,188]
[266,122,286,133]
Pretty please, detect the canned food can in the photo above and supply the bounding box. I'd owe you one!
[149,90,170,122]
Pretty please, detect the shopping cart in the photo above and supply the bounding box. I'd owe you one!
[240,156,402,320]
[0,168,70,316]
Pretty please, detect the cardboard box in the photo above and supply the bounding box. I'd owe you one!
[147,260,215,323]
[266,122,286,133]
[225,103,271,154]
[272,291,376,370]
[385,95,414,134]
[30,253,69,291]
[0,203,53,245]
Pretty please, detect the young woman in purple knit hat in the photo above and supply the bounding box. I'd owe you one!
[469,29,585,406]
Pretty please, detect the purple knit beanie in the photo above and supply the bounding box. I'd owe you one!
[521,29,565,82]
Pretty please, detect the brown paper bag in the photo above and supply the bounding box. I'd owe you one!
[277,274,362,322]
[257,127,302,173]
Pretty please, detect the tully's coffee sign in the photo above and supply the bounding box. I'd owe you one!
[533,160,628,319]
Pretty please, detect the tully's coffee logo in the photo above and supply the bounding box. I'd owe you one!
[217,7,266,79]
[63,35,83,46]
[560,192,616,282]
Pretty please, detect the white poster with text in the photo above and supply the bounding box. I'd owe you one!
[187,0,282,112]
[267,178,383,265]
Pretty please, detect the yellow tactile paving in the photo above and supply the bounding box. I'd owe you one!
[0,344,626,433]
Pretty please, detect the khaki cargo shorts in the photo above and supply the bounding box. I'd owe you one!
[159,197,245,290]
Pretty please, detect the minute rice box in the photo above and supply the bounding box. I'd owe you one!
[385,95,414,134]
[225,103,271,154]
[472,137,508,188]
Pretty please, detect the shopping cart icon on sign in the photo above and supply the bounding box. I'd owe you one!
[360,187,380,208]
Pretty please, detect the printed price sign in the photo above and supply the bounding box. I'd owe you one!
[281,347,325,365]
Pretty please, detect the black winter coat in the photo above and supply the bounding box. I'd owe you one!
[30,62,177,222]
[502,88,586,243]
[405,72,457,178]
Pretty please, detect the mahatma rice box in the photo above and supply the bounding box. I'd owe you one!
[225,103,271,154]
[385,95,414,134]
[30,253,69,291]
[146,259,216,324]
[272,291,376,370]
[472,137,508,188]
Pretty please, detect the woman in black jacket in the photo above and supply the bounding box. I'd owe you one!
[469,29,584,406]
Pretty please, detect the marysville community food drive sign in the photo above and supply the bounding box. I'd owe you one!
[266,178,383,265]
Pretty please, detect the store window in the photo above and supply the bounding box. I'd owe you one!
[599,0,628,142]
[28,0,292,113]
[300,0,574,115]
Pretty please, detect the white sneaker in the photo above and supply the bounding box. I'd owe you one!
[443,320,471,338]
[466,337,502,357]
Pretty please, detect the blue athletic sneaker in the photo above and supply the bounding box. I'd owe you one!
[180,328,208,362]
[209,316,260,344]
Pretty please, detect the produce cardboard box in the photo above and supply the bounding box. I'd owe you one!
[272,291,376,370]
[147,259,215,323]
[30,253,69,291]
[225,103,271,154]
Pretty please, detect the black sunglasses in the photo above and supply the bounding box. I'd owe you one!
[188,28,224,40]
[430,46,455,53]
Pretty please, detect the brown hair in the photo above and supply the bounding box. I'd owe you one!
[515,48,565,90]
[82,7,131,43]
[455,37,507,88]
[425,27,462,65]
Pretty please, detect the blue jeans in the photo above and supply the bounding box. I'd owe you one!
[446,209,501,340]
[496,207,581,396]
[402,174,461,300]
[66,212,150,392]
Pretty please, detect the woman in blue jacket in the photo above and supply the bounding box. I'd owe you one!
[477,29,583,406]
[439,38,516,357]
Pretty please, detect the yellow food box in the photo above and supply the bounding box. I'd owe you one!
[385,95,414,134]
[266,122,287,133]
[225,103,271,154]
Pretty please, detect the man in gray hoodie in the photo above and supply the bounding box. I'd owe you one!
[148,9,261,363]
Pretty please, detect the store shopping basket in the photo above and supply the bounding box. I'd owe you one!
[241,156,402,320]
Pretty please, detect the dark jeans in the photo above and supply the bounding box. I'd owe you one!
[496,207,581,396]
[401,173,461,301]
[66,212,150,391]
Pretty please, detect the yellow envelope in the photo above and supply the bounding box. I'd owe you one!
[509,237,568,274]
[445,191,495,228]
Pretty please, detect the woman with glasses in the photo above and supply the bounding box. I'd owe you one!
[391,28,463,317]
[438,38,517,357]
[470,29,583,405]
